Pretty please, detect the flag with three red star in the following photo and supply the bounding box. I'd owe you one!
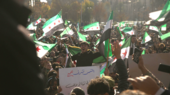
[34,16,41,25]
[83,22,100,32]
[34,41,56,58]
[122,27,135,35]
[42,10,64,37]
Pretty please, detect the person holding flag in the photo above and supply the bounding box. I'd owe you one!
[71,41,102,67]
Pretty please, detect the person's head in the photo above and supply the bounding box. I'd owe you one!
[120,90,147,95]
[159,43,165,49]
[14,0,25,5]
[52,62,60,70]
[71,87,85,95]
[80,42,89,53]
[47,78,58,90]
[102,76,115,95]
[131,35,136,43]
[53,47,58,52]
[55,66,62,78]
[87,77,110,95]
[47,70,58,78]
[50,51,55,57]
[111,38,117,45]
[44,61,52,70]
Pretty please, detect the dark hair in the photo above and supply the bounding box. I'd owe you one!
[52,62,60,69]
[71,87,85,95]
[47,70,57,78]
[70,93,76,95]
[120,90,147,95]
[131,35,136,38]
[87,78,110,95]
[55,66,62,72]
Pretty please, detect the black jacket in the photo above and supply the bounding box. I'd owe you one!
[72,51,101,67]
[0,1,45,95]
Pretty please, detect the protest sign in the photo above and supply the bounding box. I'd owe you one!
[129,53,170,87]
[59,66,100,95]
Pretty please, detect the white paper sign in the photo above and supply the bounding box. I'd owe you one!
[59,66,100,95]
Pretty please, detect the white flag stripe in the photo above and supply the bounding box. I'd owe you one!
[84,26,100,31]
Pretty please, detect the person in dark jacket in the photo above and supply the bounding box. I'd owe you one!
[71,42,101,67]
[0,0,45,95]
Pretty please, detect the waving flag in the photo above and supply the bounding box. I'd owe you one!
[156,0,170,22]
[161,24,167,31]
[60,27,74,37]
[29,33,37,41]
[83,22,100,32]
[117,27,124,39]
[161,32,170,40]
[34,16,41,25]
[119,38,126,47]
[123,27,135,35]
[34,41,56,58]
[99,11,113,59]
[149,26,162,36]
[141,32,151,44]
[42,10,64,37]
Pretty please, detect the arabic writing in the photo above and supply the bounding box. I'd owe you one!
[67,69,95,77]
[66,80,90,88]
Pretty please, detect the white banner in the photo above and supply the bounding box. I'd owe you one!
[59,66,100,95]
[129,53,170,87]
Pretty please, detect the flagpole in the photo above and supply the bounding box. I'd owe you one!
[65,27,74,45]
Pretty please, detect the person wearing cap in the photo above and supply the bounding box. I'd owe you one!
[71,41,101,67]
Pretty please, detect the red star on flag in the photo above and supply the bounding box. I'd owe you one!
[36,21,38,24]
[58,20,60,23]
[113,57,117,61]
[145,39,146,41]
[131,32,133,35]
[96,27,98,29]
[92,28,93,29]
[36,46,41,52]
[39,19,41,21]
[119,44,122,47]
[122,50,127,58]
[49,26,51,29]
[54,22,56,25]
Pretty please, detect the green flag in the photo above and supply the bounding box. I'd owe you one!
[161,32,170,40]
[123,27,135,35]
[141,32,151,44]
[60,27,74,37]
[161,24,167,31]
[142,49,145,55]
[117,27,124,39]
[156,0,170,22]
[27,23,37,30]
[83,22,100,32]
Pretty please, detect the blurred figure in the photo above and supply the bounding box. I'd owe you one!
[0,0,45,95]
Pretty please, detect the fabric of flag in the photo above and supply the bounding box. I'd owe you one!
[161,32,170,40]
[83,22,100,32]
[99,11,113,59]
[65,20,68,26]
[156,0,170,22]
[141,32,151,44]
[119,21,125,27]
[161,24,167,31]
[65,44,73,67]
[60,27,74,37]
[142,49,145,55]
[149,10,162,20]
[34,16,41,25]
[42,10,64,37]
[27,23,37,30]
[34,41,56,58]
[68,45,106,63]
[149,26,162,36]
[77,31,86,42]
[112,37,131,64]
[122,27,135,35]
[95,39,100,46]
[119,38,126,47]
[117,27,124,39]
[30,33,37,41]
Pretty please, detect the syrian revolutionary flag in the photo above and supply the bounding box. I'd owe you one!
[60,27,74,37]
[119,38,126,47]
[149,26,162,36]
[77,31,87,42]
[65,44,73,67]
[27,23,37,30]
[68,45,106,63]
[142,49,145,55]
[83,22,100,32]
[161,24,167,31]
[156,0,170,22]
[161,32,170,40]
[141,32,151,44]
[99,11,113,59]
[65,20,68,26]
[34,41,56,58]
[111,37,131,64]
[117,27,124,39]
[34,16,41,25]
[119,21,125,27]
[123,27,135,35]
[42,10,64,37]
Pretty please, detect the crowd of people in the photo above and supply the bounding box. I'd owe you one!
[1,0,170,95]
